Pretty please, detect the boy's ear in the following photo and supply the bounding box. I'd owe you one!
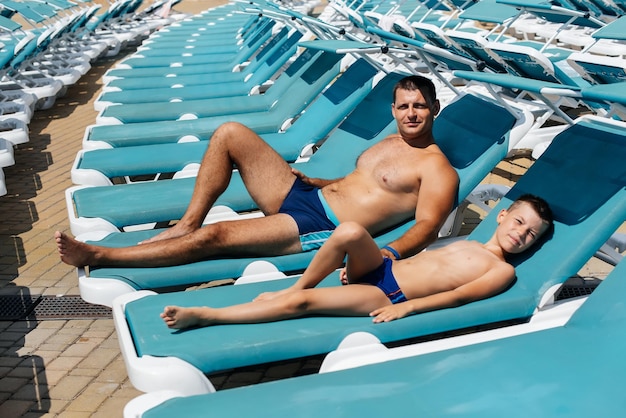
[496,209,508,224]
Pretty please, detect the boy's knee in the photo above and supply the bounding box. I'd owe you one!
[283,291,309,314]
[334,222,368,243]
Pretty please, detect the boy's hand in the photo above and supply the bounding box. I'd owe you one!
[370,304,412,323]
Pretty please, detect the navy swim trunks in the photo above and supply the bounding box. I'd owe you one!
[359,258,408,304]
[278,178,340,251]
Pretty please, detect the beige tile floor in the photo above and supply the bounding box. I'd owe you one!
[0,1,621,416]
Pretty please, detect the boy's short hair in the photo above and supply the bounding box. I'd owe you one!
[509,194,554,229]
[393,75,437,106]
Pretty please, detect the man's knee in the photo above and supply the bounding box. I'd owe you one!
[213,122,250,142]
[191,223,229,248]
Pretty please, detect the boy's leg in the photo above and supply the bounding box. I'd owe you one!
[256,222,384,301]
[163,284,392,329]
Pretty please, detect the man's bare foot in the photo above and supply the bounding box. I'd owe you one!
[54,231,97,267]
[138,223,197,244]
[160,306,215,329]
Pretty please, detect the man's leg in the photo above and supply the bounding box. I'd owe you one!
[145,122,297,243]
[56,212,302,268]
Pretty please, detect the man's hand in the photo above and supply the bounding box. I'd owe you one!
[370,303,412,323]
[291,168,314,186]
[339,267,348,285]
[380,247,399,260]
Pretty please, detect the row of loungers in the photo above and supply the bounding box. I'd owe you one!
[0,0,185,196]
[58,0,626,415]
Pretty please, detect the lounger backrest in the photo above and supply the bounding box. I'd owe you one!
[470,116,626,299]
[300,71,406,178]
[566,52,626,85]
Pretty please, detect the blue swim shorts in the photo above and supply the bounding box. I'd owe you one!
[359,258,408,304]
[278,178,340,251]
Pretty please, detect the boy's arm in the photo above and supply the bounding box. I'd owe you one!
[370,263,515,323]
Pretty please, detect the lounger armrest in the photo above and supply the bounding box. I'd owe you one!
[113,291,217,395]
[71,150,115,186]
[65,186,120,235]
[321,298,585,373]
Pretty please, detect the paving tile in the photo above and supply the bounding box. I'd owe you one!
[47,375,93,400]
[0,400,33,417]
[46,356,83,372]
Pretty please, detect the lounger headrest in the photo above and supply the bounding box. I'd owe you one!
[435,94,515,169]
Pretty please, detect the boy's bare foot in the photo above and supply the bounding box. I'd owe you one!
[161,306,215,329]
[138,223,197,244]
[54,231,96,267]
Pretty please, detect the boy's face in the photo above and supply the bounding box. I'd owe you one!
[391,88,439,142]
[495,202,550,254]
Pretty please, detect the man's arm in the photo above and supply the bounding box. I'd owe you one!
[291,168,342,189]
[370,262,515,323]
[382,158,459,259]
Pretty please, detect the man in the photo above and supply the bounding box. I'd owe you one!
[56,75,459,268]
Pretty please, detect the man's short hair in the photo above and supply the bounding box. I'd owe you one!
[393,75,437,105]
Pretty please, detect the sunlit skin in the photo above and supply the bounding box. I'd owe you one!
[55,76,459,270]
[160,201,550,329]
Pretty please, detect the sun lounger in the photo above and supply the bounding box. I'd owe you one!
[111,112,626,400]
[76,90,525,308]
[109,17,278,72]
[124,257,626,417]
[72,58,381,186]
[93,24,303,110]
[86,46,344,136]
[96,47,341,125]
[0,16,63,110]
[130,14,268,56]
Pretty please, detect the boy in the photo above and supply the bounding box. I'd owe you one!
[161,195,553,328]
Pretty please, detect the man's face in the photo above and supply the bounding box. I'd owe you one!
[391,88,440,141]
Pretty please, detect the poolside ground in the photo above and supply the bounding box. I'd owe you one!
[0,1,618,416]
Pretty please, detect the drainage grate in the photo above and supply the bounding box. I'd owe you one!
[31,295,112,320]
[0,294,41,320]
[555,281,599,301]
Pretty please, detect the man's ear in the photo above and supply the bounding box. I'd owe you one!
[432,99,440,116]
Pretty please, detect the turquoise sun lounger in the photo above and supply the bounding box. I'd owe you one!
[85,47,343,141]
[94,25,303,109]
[95,21,292,91]
[125,258,626,417]
[95,43,345,125]
[72,58,382,186]
[112,113,626,398]
[75,90,525,307]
